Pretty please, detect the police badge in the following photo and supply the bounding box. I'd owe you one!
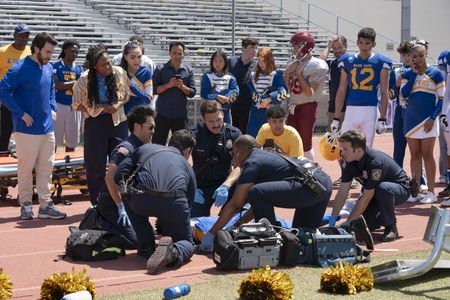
[371,169,382,181]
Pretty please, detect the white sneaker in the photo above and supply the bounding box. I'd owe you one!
[419,184,429,194]
[419,192,438,204]
[441,199,450,207]
[406,195,421,203]
[439,176,447,184]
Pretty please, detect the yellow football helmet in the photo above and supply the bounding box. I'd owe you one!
[319,132,341,161]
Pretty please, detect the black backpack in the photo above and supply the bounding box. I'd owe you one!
[65,226,125,261]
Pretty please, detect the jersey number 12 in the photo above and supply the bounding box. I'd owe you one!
[351,68,374,91]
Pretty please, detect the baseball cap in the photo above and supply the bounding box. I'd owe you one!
[14,24,31,34]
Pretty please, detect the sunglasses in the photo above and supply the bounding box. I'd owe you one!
[142,123,155,130]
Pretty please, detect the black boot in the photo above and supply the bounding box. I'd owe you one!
[147,236,178,274]
[381,223,399,242]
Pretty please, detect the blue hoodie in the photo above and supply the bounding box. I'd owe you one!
[0,56,56,135]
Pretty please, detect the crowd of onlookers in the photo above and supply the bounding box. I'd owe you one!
[0,22,449,273]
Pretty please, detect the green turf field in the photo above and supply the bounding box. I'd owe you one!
[98,250,450,300]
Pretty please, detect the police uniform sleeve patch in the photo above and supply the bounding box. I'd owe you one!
[117,147,129,156]
[371,169,382,181]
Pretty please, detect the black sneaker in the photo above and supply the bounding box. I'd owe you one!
[147,236,177,274]
[438,185,450,198]
[381,223,399,242]
[348,216,374,250]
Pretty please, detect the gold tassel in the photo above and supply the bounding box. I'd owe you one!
[238,265,293,300]
[40,268,96,300]
[320,261,373,295]
[0,268,13,300]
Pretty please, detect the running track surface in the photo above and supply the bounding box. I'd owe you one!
[0,134,446,299]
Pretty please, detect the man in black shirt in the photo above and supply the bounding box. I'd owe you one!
[114,130,196,274]
[330,130,411,242]
[189,101,241,217]
[228,38,259,134]
[198,135,332,252]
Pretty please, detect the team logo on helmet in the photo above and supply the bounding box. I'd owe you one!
[290,32,315,59]
[319,132,341,161]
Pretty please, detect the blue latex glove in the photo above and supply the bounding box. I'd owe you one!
[117,202,131,227]
[212,184,230,207]
[194,188,205,204]
[328,215,338,227]
[198,232,215,253]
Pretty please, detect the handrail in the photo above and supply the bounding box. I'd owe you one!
[262,0,399,45]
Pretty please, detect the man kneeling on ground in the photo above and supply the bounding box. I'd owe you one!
[329,130,411,242]
[198,134,333,252]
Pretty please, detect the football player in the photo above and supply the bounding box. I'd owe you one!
[331,27,392,148]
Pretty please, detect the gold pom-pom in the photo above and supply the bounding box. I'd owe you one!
[0,268,13,300]
[40,268,96,300]
[238,265,293,300]
[320,261,373,295]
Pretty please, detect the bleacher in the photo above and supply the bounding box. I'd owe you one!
[0,0,133,65]
[0,0,336,127]
[83,0,331,69]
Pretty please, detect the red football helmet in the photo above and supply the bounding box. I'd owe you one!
[290,32,315,58]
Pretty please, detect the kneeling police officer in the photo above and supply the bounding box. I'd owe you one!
[115,130,197,274]
[199,134,333,252]
[330,130,411,242]
[96,106,155,250]
[189,100,242,217]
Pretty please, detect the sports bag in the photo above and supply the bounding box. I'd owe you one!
[65,226,125,261]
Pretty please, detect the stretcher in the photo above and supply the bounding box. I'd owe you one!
[371,206,450,283]
[0,148,87,205]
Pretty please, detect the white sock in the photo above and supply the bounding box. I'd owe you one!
[304,148,315,161]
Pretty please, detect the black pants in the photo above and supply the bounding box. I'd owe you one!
[84,115,128,204]
[364,182,410,231]
[127,193,194,265]
[153,114,186,145]
[96,192,138,249]
[231,108,250,135]
[248,171,332,229]
[0,105,13,151]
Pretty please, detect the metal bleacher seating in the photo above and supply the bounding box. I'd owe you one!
[0,0,335,128]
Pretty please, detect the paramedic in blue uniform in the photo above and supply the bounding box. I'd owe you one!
[114,130,196,274]
[189,100,242,217]
[329,130,411,242]
[198,134,332,252]
[96,106,155,250]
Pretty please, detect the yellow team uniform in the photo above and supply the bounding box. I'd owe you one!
[0,44,31,78]
[256,123,304,158]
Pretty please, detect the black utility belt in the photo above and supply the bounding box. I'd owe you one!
[141,188,186,198]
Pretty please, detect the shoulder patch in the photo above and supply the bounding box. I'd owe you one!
[117,147,129,156]
[371,169,382,181]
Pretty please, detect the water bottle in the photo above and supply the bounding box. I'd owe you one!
[163,283,190,299]
[60,291,92,300]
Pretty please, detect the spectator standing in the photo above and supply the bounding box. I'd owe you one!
[285,32,329,161]
[200,50,239,124]
[72,44,130,204]
[228,38,259,134]
[0,24,31,151]
[152,42,196,145]
[0,32,66,220]
[120,41,153,115]
[53,39,84,152]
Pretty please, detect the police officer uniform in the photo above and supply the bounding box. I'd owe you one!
[114,143,196,264]
[243,149,332,229]
[96,133,143,249]
[189,122,241,217]
[341,147,411,232]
